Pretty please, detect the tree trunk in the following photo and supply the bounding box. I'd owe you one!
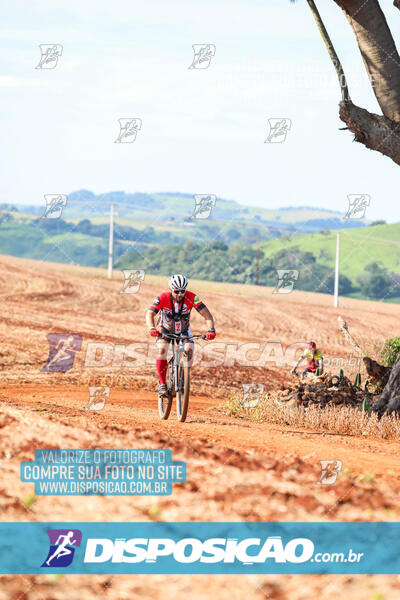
[337,317,391,385]
[362,356,390,384]
[339,100,400,165]
[334,0,400,122]
[304,0,400,164]
[372,352,400,415]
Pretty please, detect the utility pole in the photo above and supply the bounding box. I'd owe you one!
[334,231,340,307]
[108,203,114,279]
[256,237,260,285]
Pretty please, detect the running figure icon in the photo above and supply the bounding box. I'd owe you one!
[46,531,77,565]
[42,529,82,568]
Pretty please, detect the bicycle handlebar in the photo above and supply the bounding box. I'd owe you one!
[159,332,207,341]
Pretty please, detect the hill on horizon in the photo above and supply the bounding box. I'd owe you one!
[258,222,400,293]
[5,189,367,233]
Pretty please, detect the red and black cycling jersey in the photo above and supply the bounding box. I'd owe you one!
[148,290,205,334]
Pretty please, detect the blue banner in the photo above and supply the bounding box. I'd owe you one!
[1,522,400,574]
[20,449,186,496]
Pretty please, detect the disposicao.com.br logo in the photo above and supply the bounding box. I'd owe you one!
[83,535,314,564]
[39,530,364,572]
[41,533,316,567]
[82,538,363,566]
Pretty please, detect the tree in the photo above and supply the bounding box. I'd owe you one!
[318,248,330,259]
[320,271,354,294]
[373,351,400,416]
[76,219,92,234]
[362,273,391,299]
[141,226,155,242]
[224,227,242,242]
[357,261,393,298]
[209,241,228,251]
[369,220,387,226]
[365,261,386,275]
[293,0,400,165]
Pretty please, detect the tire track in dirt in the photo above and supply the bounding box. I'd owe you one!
[2,384,400,488]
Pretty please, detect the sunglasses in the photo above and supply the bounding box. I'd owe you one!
[173,290,186,294]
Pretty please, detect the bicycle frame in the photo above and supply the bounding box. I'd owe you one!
[170,337,187,396]
[165,332,203,389]
[158,331,206,421]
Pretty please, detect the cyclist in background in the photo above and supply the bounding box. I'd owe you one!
[145,274,216,397]
[291,341,324,378]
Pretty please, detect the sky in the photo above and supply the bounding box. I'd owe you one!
[0,0,399,222]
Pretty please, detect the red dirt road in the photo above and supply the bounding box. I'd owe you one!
[3,384,400,488]
[2,255,400,599]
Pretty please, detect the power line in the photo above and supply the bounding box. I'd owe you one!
[340,230,400,247]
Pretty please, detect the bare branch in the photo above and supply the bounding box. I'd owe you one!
[339,100,400,166]
[337,317,364,356]
[306,0,350,100]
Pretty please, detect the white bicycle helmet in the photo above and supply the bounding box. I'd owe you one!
[168,274,188,290]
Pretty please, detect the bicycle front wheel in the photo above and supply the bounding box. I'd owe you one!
[158,393,172,420]
[176,356,190,422]
[158,359,173,420]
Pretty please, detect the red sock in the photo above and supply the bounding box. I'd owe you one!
[156,358,168,384]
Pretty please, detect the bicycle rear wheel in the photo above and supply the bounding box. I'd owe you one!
[158,359,173,420]
[176,355,190,422]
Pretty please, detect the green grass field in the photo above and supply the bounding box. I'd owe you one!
[259,222,400,281]
[1,209,399,300]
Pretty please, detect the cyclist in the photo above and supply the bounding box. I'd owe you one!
[145,274,216,397]
[291,341,324,378]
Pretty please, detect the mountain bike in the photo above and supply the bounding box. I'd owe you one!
[158,331,206,422]
[291,367,322,379]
